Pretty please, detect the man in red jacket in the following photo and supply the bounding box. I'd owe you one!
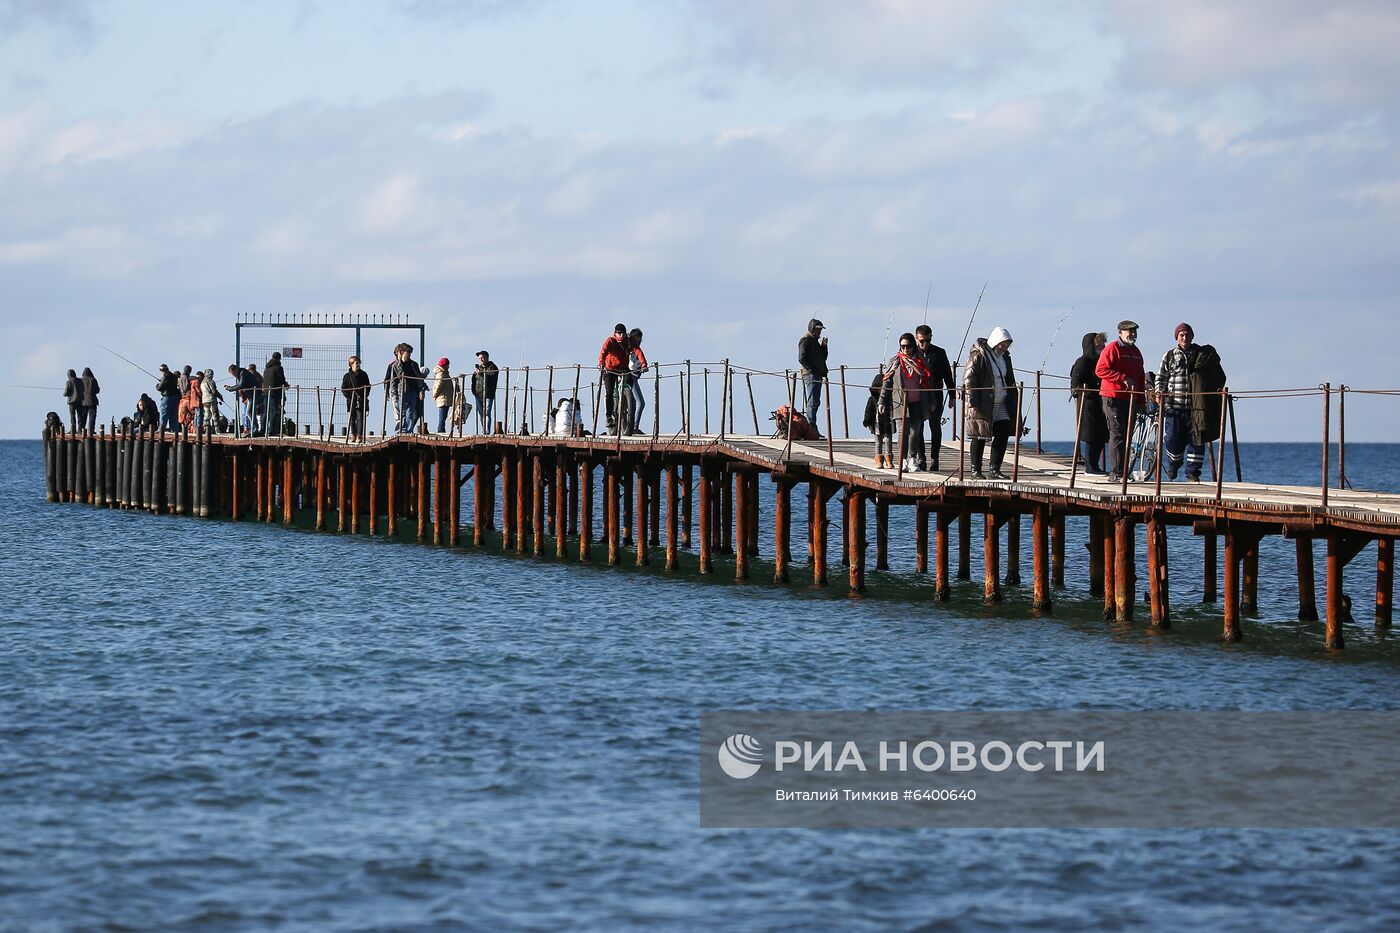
[598,323,631,433]
[1095,320,1146,480]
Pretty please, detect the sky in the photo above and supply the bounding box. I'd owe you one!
[2,0,1398,440]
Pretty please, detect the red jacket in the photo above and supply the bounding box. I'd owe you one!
[1095,340,1145,400]
[598,334,629,371]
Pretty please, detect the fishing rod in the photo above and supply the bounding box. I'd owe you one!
[921,280,932,326]
[95,342,158,380]
[954,283,988,367]
[1032,306,1072,424]
[880,308,897,372]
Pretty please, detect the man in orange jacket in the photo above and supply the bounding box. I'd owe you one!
[1094,320,1146,481]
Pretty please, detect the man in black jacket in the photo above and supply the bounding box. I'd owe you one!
[797,318,828,432]
[263,351,288,436]
[912,324,956,470]
[472,350,500,434]
[155,364,181,431]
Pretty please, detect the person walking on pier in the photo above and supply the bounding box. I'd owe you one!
[1070,332,1108,474]
[342,356,371,442]
[63,369,82,433]
[598,324,631,434]
[156,364,181,432]
[432,357,455,434]
[798,319,828,434]
[1157,322,1226,482]
[912,324,955,471]
[472,350,499,434]
[880,334,932,471]
[864,364,895,468]
[1095,320,1145,481]
[963,327,1018,480]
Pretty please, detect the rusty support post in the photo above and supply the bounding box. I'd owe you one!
[665,463,678,572]
[983,512,1001,604]
[1148,517,1170,627]
[1224,530,1242,642]
[875,497,889,571]
[774,478,791,583]
[848,489,866,594]
[605,460,619,565]
[556,454,568,558]
[622,466,633,547]
[1322,384,1331,508]
[915,503,929,574]
[733,469,748,580]
[283,450,293,525]
[1005,513,1021,586]
[811,479,828,587]
[1242,540,1259,614]
[532,455,545,556]
[635,461,650,567]
[1102,514,1116,620]
[1114,515,1134,622]
[1296,537,1317,621]
[515,451,529,554]
[1032,506,1051,614]
[473,451,486,545]
[579,457,593,562]
[719,470,733,555]
[697,462,712,574]
[1378,537,1393,630]
[935,511,953,601]
[336,460,347,533]
[1051,512,1065,588]
[419,450,430,543]
[1203,532,1217,603]
[681,463,693,549]
[368,456,380,536]
[957,511,971,581]
[839,364,849,438]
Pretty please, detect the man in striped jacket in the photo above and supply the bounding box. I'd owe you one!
[1157,323,1225,482]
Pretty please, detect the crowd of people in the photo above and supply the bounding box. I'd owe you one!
[55,318,1224,481]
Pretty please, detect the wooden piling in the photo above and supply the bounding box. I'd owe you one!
[983,512,1001,604]
[1032,506,1051,614]
[1296,537,1317,621]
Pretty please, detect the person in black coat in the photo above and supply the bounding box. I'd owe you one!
[341,356,372,441]
[134,393,160,429]
[1069,332,1108,474]
[63,369,82,432]
[912,324,956,470]
[862,366,894,468]
[263,352,288,437]
[80,367,100,432]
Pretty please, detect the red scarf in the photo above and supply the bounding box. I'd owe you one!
[895,350,931,387]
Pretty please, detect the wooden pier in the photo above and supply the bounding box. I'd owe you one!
[41,425,1400,650]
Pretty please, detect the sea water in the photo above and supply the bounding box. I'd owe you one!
[2,439,1398,930]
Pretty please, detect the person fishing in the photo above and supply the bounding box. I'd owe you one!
[962,326,1018,480]
[797,319,828,435]
[63,369,82,433]
[155,364,181,432]
[880,332,932,473]
[263,351,288,437]
[79,367,100,433]
[1070,332,1108,475]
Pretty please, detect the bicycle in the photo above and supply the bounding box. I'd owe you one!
[1127,402,1159,482]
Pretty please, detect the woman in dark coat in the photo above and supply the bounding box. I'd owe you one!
[342,356,372,442]
[863,364,894,468]
[79,367,100,432]
[1069,332,1108,474]
[63,369,82,432]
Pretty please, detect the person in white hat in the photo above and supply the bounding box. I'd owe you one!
[961,326,1018,480]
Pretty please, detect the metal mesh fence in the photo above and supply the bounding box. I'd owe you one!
[241,341,355,434]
